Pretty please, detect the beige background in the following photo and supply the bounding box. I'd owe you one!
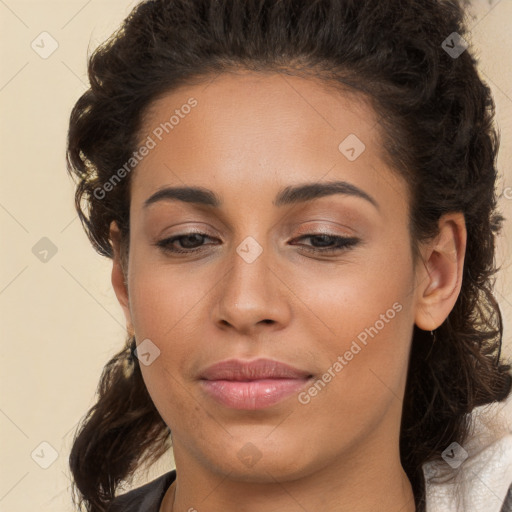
[0,0,511,510]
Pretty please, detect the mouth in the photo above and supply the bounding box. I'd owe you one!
[198,358,314,410]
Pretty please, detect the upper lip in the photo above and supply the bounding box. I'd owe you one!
[199,358,313,381]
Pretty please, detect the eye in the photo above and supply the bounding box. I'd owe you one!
[155,232,216,254]
[291,234,360,254]
[155,232,360,256]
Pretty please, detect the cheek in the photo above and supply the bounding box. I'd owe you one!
[129,259,208,435]
[298,243,415,401]
[295,239,414,343]
[295,282,414,450]
[127,253,205,339]
[140,361,205,434]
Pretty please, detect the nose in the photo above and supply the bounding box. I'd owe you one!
[212,240,291,335]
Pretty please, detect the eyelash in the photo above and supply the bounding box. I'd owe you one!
[155,232,360,255]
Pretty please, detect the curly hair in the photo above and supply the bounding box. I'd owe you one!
[65,0,512,510]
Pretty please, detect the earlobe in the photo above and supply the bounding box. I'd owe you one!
[414,212,467,332]
[110,220,133,330]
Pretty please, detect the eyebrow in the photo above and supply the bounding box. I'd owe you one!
[143,180,379,211]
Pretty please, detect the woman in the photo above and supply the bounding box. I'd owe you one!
[65,0,512,511]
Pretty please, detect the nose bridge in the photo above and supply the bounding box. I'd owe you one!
[227,233,273,308]
[213,229,289,330]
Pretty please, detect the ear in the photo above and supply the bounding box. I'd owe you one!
[110,220,133,334]
[414,212,467,331]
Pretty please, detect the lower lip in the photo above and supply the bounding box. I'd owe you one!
[200,378,312,410]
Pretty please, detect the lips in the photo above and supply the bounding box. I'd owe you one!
[199,358,313,381]
[199,358,313,410]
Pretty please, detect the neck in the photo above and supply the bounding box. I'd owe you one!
[163,443,416,512]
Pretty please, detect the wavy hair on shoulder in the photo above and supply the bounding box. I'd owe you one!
[65,0,512,510]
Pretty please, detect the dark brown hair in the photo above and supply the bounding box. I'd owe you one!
[65,0,512,510]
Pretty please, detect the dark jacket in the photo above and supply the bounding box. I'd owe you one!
[108,470,176,512]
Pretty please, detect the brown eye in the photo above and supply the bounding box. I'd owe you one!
[155,232,360,256]
[156,232,217,254]
[290,234,360,254]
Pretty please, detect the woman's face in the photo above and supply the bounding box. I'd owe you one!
[112,72,430,483]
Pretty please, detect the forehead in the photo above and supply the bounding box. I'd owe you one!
[138,70,380,150]
[130,71,406,213]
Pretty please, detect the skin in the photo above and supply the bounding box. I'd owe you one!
[109,71,466,512]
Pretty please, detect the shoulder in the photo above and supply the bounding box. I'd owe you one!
[108,470,176,512]
[423,430,512,512]
[501,483,512,512]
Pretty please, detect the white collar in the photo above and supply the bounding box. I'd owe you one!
[423,400,512,512]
